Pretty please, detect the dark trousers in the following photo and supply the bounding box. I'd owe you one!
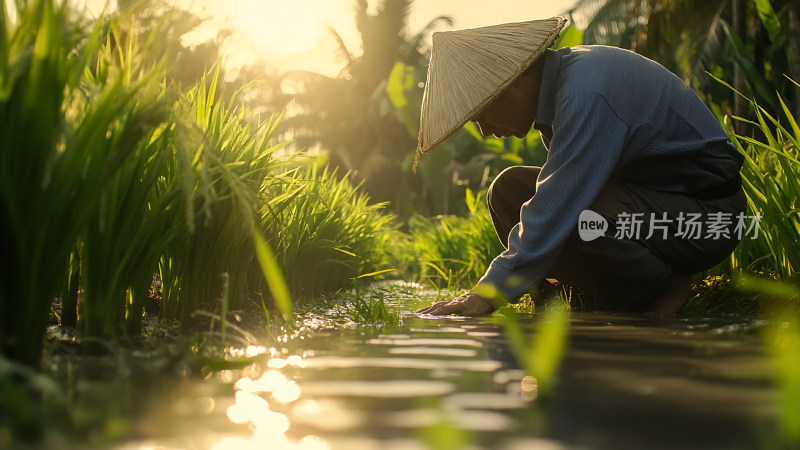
[487,166,747,309]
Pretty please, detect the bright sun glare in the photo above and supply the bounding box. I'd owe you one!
[68,0,338,73]
[180,0,346,75]
[224,0,323,56]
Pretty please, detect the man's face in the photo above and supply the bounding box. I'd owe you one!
[472,77,538,139]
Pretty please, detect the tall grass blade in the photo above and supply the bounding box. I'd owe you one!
[221,272,230,343]
[253,229,293,319]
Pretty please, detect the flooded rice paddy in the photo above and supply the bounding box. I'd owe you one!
[52,283,778,450]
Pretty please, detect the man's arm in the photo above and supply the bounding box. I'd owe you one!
[417,92,628,316]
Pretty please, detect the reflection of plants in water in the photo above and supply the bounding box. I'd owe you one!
[0,356,69,440]
[496,307,569,397]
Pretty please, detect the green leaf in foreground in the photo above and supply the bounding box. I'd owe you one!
[498,307,569,396]
[767,318,800,447]
[737,274,800,299]
[733,275,800,446]
[252,229,293,319]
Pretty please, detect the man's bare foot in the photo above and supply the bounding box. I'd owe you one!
[647,273,691,315]
[530,278,561,308]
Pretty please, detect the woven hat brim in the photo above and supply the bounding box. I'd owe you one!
[415,17,566,170]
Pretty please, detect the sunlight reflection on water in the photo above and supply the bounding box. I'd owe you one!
[234,370,301,403]
[298,380,455,397]
[173,396,216,416]
[407,327,467,333]
[227,345,270,358]
[291,399,364,431]
[367,337,484,347]
[211,332,518,450]
[212,435,331,450]
[214,355,331,450]
[387,346,478,357]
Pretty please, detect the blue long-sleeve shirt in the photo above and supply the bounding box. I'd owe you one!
[478,45,743,302]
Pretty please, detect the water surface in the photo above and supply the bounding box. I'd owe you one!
[111,285,775,450]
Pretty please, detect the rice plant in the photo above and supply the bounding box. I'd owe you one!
[343,283,400,327]
[78,24,179,339]
[1,0,292,361]
[715,77,800,280]
[59,245,81,328]
[0,0,169,365]
[159,69,287,323]
[410,188,504,289]
[259,165,399,299]
[51,11,287,338]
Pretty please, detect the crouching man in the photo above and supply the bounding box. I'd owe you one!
[414,17,745,316]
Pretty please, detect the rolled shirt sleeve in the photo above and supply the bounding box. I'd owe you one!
[478,91,628,302]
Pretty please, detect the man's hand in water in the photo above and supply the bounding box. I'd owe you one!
[415,292,496,316]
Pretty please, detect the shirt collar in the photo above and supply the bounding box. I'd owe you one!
[534,48,564,130]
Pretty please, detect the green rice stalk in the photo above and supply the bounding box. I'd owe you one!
[60,244,81,328]
[220,272,230,343]
[345,288,399,327]
[158,255,181,319]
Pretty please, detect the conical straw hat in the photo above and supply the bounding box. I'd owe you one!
[415,16,566,170]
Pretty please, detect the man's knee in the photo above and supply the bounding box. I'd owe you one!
[487,166,541,212]
[488,166,529,205]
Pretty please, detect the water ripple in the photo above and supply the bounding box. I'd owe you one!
[302,356,501,372]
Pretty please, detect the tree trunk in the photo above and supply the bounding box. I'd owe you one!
[788,1,800,120]
[732,0,748,132]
